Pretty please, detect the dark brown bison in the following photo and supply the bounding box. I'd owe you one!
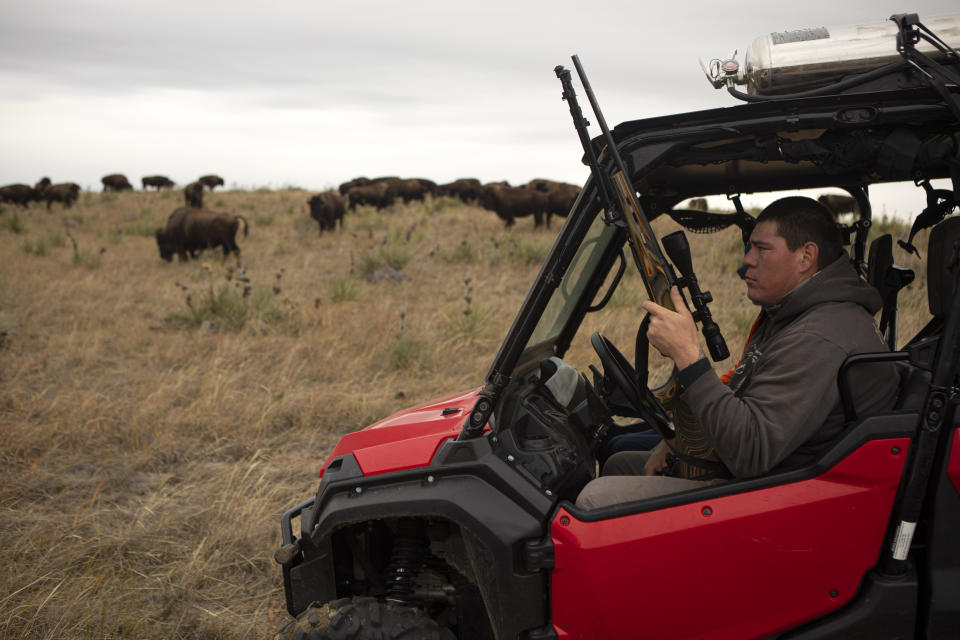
[102,174,133,191]
[0,184,40,207]
[142,175,175,190]
[198,175,224,190]
[480,183,550,228]
[524,179,580,227]
[438,178,483,203]
[395,178,432,204]
[35,177,51,194]
[44,183,80,209]
[817,194,858,217]
[339,177,372,195]
[308,191,346,232]
[410,178,437,197]
[347,182,392,211]
[184,181,204,208]
[155,207,249,262]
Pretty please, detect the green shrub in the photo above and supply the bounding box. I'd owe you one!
[1,211,26,234]
[441,241,479,264]
[389,334,427,370]
[381,246,411,270]
[165,282,290,332]
[22,237,48,256]
[357,251,383,276]
[329,277,361,302]
[48,232,65,248]
[446,303,492,341]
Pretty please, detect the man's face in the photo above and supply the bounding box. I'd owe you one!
[741,220,808,306]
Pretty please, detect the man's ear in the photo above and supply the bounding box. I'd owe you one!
[799,241,819,273]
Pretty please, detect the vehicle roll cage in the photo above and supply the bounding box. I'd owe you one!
[459,85,960,443]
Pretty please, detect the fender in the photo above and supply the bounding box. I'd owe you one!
[286,435,556,640]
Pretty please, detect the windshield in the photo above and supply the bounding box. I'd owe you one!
[526,211,619,352]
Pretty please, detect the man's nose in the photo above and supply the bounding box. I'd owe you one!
[738,245,754,280]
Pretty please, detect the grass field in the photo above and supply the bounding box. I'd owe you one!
[0,188,931,639]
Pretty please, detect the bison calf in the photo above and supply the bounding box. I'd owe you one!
[155,207,249,262]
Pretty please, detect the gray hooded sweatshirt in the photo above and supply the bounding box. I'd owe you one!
[681,255,900,478]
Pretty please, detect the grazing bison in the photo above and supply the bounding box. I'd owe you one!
[102,174,133,191]
[817,194,858,217]
[0,184,40,207]
[142,175,175,190]
[479,183,550,228]
[45,183,81,209]
[347,182,392,211]
[35,177,51,194]
[395,178,432,204]
[524,179,580,227]
[438,178,483,203]
[198,174,225,190]
[308,191,346,232]
[543,182,580,228]
[339,177,372,195]
[687,197,708,211]
[184,181,204,208]
[155,207,248,262]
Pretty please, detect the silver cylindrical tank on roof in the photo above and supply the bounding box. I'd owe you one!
[740,15,960,95]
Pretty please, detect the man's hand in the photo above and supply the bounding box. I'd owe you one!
[642,440,672,475]
[640,286,702,369]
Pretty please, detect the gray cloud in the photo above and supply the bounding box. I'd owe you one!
[1,0,957,199]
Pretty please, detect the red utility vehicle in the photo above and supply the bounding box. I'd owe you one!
[275,14,960,639]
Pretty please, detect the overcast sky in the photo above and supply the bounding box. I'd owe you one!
[1,0,957,217]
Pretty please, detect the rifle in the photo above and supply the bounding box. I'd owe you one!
[555,56,729,362]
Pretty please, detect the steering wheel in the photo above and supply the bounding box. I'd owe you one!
[590,331,674,440]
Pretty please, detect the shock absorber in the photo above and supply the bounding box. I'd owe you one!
[385,519,428,605]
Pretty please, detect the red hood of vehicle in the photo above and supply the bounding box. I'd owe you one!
[319,388,481,478]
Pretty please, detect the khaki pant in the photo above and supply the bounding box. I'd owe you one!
[575,451,724,509]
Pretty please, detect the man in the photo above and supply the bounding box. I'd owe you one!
[577,196,899,509]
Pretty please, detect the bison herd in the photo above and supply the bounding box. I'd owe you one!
[0,178,80,210]
[3,170,864,265]
[305,175,581,235]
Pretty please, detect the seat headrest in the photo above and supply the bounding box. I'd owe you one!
[927,216,960,319]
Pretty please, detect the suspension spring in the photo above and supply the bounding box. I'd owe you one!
[385,519,428,605]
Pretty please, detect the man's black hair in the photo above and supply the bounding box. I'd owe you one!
[757,196,844,270]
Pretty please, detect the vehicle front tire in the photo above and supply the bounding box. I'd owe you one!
[275,597,455,640]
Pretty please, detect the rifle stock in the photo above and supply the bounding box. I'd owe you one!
[559,56,677,311]
[558,55,729,361]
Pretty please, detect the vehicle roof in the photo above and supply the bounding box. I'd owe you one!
[597,87,960,207]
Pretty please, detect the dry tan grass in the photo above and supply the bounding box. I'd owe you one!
[0,190,928,639]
